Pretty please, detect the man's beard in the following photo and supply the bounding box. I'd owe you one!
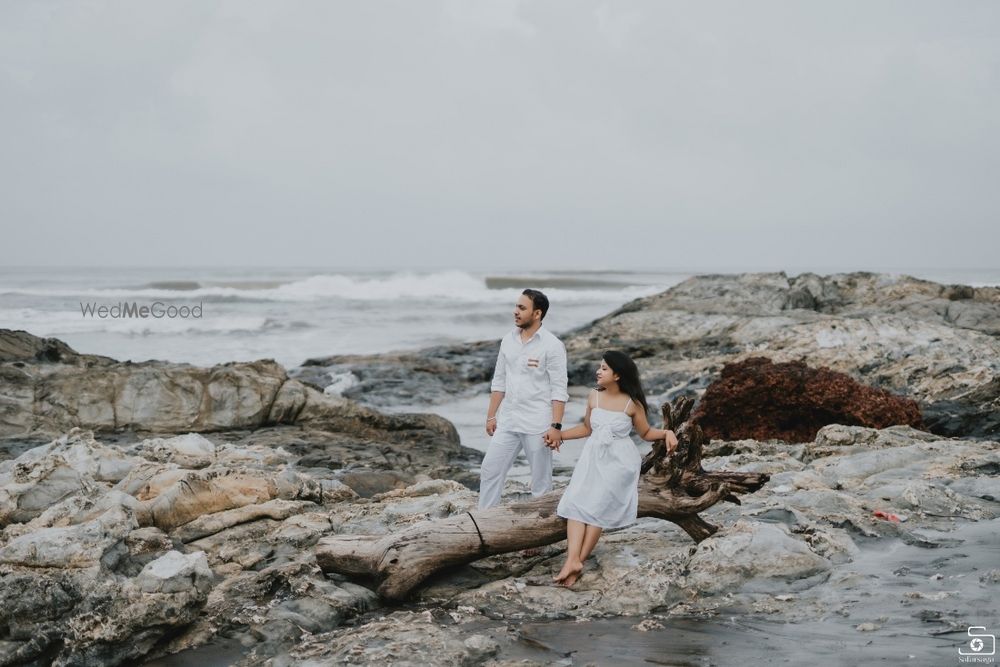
[516,320,532,330]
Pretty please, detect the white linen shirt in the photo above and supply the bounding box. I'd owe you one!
[490,325,569,434]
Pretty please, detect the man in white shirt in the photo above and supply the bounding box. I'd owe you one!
[479,289,568,510]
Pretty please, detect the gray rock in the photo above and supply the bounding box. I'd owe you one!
[284,610,505,666]
[685,519,833,595]
[0,331,463,465]
[0,329,102,364]
[980,569,1000,584]
[125,526,173,557]
[172,499,318,543]
[131,432,217,468]
[947,476,1000,503]
[296,339,500,407]
[0,428,145,526]
[0,505,136,568]
[0,551,213,666]
[136,549,214,594]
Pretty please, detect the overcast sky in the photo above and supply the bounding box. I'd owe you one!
[1,1,998,272]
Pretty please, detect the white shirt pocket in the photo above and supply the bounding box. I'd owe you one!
[525,351,546,374]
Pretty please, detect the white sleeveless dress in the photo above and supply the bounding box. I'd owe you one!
[556,393,642,530]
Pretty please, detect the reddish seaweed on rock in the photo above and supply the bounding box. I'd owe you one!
[691,356,924,443]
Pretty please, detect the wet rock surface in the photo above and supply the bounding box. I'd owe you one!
[1,421,997,665]
[295,340,500,408]
[224,424,995,666]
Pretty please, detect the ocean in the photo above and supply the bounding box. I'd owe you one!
[2,266,996,371]
[0,266,688,369]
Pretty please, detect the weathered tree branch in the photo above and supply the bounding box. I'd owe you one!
[316,397,769,600]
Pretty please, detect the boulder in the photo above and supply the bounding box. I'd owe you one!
[286,610,503,665]
[684,519,833,595]
[296,339,500,407]
[0,428,140,527]
[130,432,217,468]
[0,330,462,458]
[0,505,136,569]
[135,550,213,594]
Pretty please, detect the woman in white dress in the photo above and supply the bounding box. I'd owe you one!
[551,351,679,587]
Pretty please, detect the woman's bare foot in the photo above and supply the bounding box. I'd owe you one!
[553,559,582,584]
[559,562,583,587]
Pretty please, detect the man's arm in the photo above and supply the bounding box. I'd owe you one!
[487,345,507,436]
[486,391,505,435]
[544,340,570,448]
[551,399,565,422]
[548,340,569,404]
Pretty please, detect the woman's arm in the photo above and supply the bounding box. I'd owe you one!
[559,390,595,441]
[629,402,677,448]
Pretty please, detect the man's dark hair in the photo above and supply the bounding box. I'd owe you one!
[522,288,550,320]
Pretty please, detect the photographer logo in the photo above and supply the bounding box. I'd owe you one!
[959,626,996,664]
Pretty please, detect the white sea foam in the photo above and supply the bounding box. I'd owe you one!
[323,371,361,396]
[0,308,279,335]
[0,271,675,303]
[3,266,995,368]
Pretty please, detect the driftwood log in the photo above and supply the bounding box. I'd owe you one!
[316,397,769,600]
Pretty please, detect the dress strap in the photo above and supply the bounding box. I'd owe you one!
[595,390,600,409]
[623,397,632,413]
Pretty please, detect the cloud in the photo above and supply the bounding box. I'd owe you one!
[1,0,998,270]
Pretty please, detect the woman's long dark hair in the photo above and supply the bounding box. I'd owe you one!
[600,350,649,414]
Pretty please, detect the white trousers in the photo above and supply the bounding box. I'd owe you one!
[478,429,553,510]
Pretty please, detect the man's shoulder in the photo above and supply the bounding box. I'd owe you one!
[539,327,565,348]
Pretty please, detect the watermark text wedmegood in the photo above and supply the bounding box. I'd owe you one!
[80,302,204,319]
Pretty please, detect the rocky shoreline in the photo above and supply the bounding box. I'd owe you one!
[302,271,1000,439]
[0,328,481,493]
[1,271,998,666]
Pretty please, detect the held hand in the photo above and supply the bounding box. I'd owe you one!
[665,430,678,455]
[544,427,562,452]
[486,417,497,436]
